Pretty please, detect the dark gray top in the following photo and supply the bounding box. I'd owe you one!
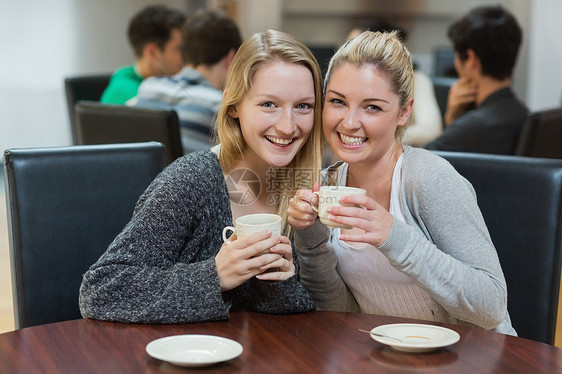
[424,88,528,154]
[79,149,315,324]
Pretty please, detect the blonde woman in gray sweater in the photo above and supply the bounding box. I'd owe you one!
[79,30,323,324]
[288,31,516,335]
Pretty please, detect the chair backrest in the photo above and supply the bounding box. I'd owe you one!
[431,76,458,122]
[3,142,166,329]
[433,47,456,77]
[433,150,562,344]
[64,74,111,143]
[74,101,183,165]
[515,107,562,159]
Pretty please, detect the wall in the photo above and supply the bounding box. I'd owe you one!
[1,0,77,153]
[527,0,562,110]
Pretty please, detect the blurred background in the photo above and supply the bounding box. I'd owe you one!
[0,0,561,154]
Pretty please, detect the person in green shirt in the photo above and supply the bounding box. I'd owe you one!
[101,5,186,105]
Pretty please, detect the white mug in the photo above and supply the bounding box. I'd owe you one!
[222,213,282,244]
[312,186,366,229]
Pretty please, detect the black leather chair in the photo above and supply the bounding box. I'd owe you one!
[433,151,562,344]
[3,142,166,329]
[64,74,111,143]
[74,101,183,165]
[433,47,457,78]
[515,107,562,159]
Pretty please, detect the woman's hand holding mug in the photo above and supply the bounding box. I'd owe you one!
[216,213,294,291]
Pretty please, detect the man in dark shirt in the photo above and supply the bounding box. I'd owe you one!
[424,5,528,154]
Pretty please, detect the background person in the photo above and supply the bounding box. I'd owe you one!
[424,5,528,154]
[100,5,186,105]
[79,30,324,324]
[288,31,515,335]
[134,9,242,154]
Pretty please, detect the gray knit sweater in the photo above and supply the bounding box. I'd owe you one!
[79,149,315,323]
[295,146,516,335]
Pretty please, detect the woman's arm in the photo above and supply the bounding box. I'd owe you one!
[293,221,359,312]
[79,154,232,324]
[381,155,509,330]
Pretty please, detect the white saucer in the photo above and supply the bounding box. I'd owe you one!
[370,323,460,353]
[146,334,243,367]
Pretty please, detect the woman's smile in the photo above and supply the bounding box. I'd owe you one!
[338,132,368,146]
[265,135,297,147]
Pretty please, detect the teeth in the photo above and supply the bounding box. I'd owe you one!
[266,136,293,146]
[340,133,367,146]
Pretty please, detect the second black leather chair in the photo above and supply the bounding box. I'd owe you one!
[433,150,562,344]
[74,101,183,165]
[64,74,111,143]
[515,107,562,159]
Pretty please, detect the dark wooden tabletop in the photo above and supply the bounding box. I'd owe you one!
[0,310,560,373]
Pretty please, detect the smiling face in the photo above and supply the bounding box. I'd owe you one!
[228,61,316,169]
[323,63,412,165]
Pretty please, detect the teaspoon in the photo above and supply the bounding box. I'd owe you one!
[358,328,405,343]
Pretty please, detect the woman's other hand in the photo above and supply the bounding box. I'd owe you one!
[255,235,296,281]
[215,231,291,291]
[326,194,393,248]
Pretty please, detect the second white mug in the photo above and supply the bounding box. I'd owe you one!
[312,186,366,229]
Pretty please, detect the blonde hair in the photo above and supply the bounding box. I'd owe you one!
[215,30,324,236]
[325,31,414,141]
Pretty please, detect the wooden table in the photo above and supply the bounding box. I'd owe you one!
[0,310,560,373]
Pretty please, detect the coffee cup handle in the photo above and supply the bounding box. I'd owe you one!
[311,191,320,212]
[222,226,236,244]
